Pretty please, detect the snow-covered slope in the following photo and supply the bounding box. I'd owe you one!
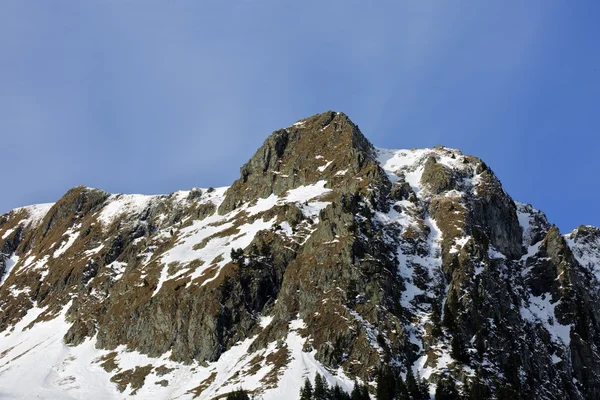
[0,179,348,399]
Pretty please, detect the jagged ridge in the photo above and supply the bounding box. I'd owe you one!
[0,111,599,399]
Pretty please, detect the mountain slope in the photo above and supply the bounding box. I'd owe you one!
[0,111,599,399]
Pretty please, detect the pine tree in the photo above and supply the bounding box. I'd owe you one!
[451,333,470,363]
[375,368,396,400]
[406,368,421,399]
[435,375,460,400]
[467,372,488,400]
[495,382,523,400]
[300,377,313,400]
[226,388,250,400]
[418,376,431,400]
[331,383,351,400]
[360,384,371,400]
[404,368,431,400]
[431,300,443,337]
[314,373,329,400]
[350,382,363,400]
[230,248,244,265]
[395,375,409,400]
[473,331,485,357]
[350,381,361,400]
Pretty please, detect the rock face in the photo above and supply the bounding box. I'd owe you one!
[0,111,599,400]
[219,111,387,214]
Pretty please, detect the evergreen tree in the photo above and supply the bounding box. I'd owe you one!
[375,368,396,400]
[351,382,360,400]
[404,368,431,400]
[395,376,409,400]
[435,375,460,400]
[467,372,489,400]
[350,381,371,400]
[406,368,421,399]
[314,373,329,400]
[226,388,250,400]
[360,384,371,400]
[430,300,443,337]
[495,382,523,400]
[300,377,313,400]
[451,334,470,363]
[418,376,431,400]
[330,383,351,400]
[230,248,244,265]
[473,331,485,357]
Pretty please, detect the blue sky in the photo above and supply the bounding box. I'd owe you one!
[1,1,598,233]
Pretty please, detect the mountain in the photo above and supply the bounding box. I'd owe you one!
[1,111,599,399]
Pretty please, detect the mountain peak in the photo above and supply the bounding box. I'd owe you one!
[218,111,383,214]
[1,113,600,399]
[292,110,375,154]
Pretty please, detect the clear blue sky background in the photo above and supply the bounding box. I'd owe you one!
[1,1,598,233]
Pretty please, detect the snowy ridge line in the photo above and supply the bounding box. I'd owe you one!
[0,202,54,240]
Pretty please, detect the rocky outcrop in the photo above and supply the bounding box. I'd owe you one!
[219,111,388,214]
[0,252,6,281]
[470,163,522,260]
[421,156,457,194]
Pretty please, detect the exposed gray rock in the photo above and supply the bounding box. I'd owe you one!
[218,111,385,215]
[421,156,456,194]
[471,167,523,259]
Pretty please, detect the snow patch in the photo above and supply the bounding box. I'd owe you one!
[0,255,19,286]
[98,194,157,227]
[449,236,471,254]
[521,294,572,346]
[2,228,15,240]
[259,315,274,328]
[53,226,81,258]
[16,203,54,228]
[317,160,333,172]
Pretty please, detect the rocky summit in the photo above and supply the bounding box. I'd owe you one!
[1,111,599,400]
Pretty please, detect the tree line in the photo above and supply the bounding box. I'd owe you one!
[226,368,522,399]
